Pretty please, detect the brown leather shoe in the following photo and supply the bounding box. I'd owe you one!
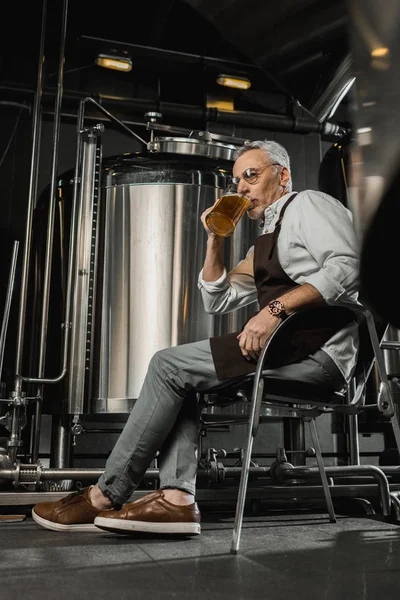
[94,490,201,535]
[32,487,112,532]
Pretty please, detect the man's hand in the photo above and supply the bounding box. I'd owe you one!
[237,309,280,361]
[201,204,218,236]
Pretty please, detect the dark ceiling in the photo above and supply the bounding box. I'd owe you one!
[1,0,351,127]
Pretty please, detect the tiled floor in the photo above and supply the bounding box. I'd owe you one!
[1,508,400,599]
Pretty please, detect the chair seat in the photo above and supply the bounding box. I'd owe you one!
[205,375,346,406]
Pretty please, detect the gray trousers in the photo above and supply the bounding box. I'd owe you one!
[97,339,344,505]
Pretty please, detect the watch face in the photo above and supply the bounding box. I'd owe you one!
[269,300,284,315]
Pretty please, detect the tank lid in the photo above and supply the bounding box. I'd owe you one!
[147,130,239,161]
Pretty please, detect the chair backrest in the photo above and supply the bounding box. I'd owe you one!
[202,301,393,416]
[354,303,387,375]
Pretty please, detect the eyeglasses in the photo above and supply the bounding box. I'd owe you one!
[230,163,282,188]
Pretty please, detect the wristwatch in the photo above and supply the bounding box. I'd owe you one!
[267,299,288,321]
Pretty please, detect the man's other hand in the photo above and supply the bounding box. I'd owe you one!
[237,309,280,361]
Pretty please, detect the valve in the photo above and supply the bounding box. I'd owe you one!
[206,448,226,483]
[71,415,85,446]
[145,112,163,143]
[145,111,162,123]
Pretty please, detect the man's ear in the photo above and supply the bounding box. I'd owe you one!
[280,167,290,188]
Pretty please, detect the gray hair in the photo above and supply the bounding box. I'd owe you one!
[233,140,293,193]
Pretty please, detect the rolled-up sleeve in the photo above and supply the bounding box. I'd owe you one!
[198,246,258,314]
[292,192,360,303]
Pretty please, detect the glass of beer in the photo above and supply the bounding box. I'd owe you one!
[205,186,251,237]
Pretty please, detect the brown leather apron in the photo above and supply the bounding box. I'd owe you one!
[210,193,354,381]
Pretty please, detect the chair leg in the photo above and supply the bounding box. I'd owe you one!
[231,379,264,554]
[307,418,337,523]
[230,434,255,554]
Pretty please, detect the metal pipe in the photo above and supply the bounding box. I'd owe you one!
[284,465,391,516]
[50,416,72,468]
[58,94,347,136]
[347,413,360,465]
[381,341,400,350]
[8,404,23,464]
[14,0,46,376]
[1,462,398,482]
[0,465,271,484]
[19,1,69,471]
[36,0,68,385]
[0,101,30,111]
[212,108,346,136]
[0,83,348,138]
[64,130,100,415]
[24,97,91,387]
[44,109,147,129]
[389,491,400,520]
[0,241,19,383]
[31,401,43,464]
[284,419,305,466]
[79,97,147,145]
[347,379,360,465]
[36,467,270,479]
[21,100,84,385]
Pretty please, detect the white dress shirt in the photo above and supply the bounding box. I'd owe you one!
[198,190,361,382]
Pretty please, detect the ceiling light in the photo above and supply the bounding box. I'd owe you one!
[96,53,133,72]
[216,74,251,90]
[371,47,389,57]
[206,96,234,111]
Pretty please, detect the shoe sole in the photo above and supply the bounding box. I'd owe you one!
[31,508,99,532]
[94,516,201,535]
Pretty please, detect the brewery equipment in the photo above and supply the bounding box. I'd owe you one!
[32,123,259,417]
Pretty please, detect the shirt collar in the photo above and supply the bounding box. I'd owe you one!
[262,192,296,234]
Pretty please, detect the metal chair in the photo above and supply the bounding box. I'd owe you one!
[200,301,400,553]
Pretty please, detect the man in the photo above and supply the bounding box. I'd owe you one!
[32,140,359,535]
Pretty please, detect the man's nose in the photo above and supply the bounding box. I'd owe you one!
[237,178,249,195]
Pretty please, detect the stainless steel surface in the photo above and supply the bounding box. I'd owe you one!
[67,135,100,415]
[146,122,250,146]
[90,155,258,412]
[149,136,238,161]
[0,450,13,483]
[22,96,146,398]
[26,97,258,417]
[0,241,19,383]
[50,416,72,468]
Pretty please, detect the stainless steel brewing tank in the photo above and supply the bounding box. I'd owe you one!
[91,153,259,413]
